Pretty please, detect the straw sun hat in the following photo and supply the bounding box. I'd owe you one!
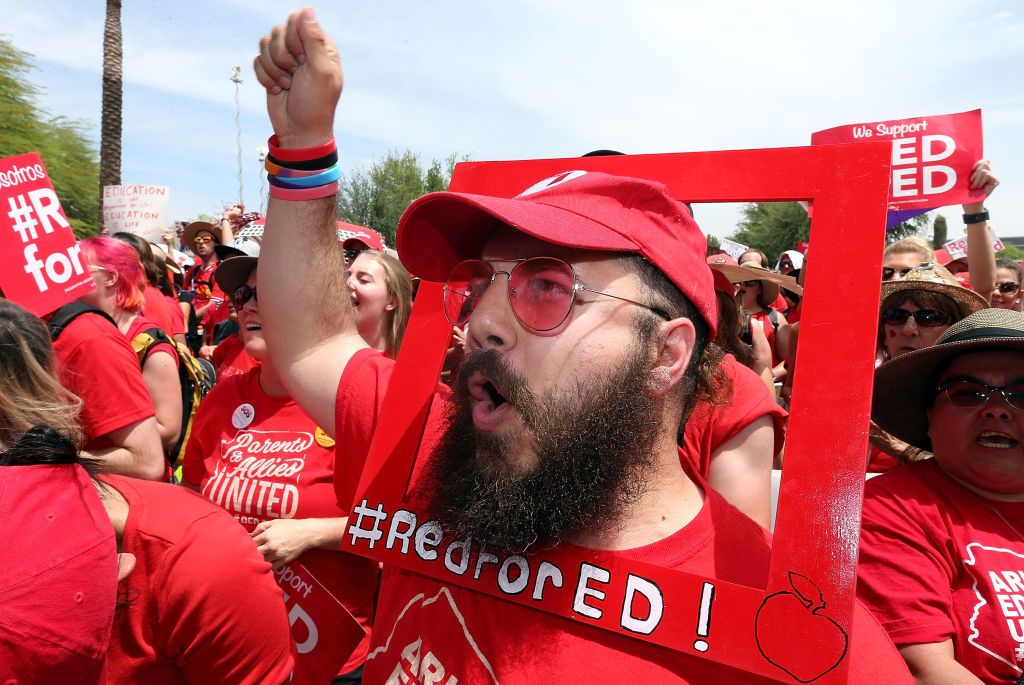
[872,308,1024,450]
[708,260,803,303]
[879,262,988,317]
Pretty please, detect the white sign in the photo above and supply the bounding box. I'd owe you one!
[719,238,749,261]
[943,230,1004,261]
[102,185,170,243]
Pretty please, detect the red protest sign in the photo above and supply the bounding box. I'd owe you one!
[811,109,983,213]
[275,561,365,685]
[344,144,912,683]
[0,152,93,316]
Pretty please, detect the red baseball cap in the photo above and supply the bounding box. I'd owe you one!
[0,464,118,684]
[338,221,384,251]
[396,170,716,335]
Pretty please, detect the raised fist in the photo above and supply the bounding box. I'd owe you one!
[254,7,343,150]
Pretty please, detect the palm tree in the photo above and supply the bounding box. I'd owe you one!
[99,0,122,209]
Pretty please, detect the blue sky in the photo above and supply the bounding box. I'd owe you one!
[6,0,1023,242]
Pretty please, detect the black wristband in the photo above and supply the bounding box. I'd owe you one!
[266,149,339,171]
[962,209,990,224]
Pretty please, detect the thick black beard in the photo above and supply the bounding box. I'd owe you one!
[420,344,661,554]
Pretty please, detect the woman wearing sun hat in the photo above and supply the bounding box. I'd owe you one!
[869,263,989,470]
[858,308,1024,684]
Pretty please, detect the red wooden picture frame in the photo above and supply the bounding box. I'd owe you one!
[343,143,899,683]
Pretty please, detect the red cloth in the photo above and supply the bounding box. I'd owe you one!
[141,286,176,336]
[166,295,185,337]
[770,292,788,313]
[335,350,905,683]
[0,464,117,685]
[858,459,1024,683]
[125,315,178,366]
[101,474,294,685]
[211,333,261,381]
[681,354,786,478]
[866,446,900,473]
[52,311,154,448]
[185,261,226,341]
[182,368,375,675]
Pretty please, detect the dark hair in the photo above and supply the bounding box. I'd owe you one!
[714,290,752,367]
[621,254,711,431]
[997,258,1022,284]
[0,425,86,468]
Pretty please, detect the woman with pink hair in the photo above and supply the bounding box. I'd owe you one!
[79,237,182,456]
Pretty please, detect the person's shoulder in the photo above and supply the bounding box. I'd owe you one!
[58,311,130,353]
[864,459,943,499]
[103,474,236,543]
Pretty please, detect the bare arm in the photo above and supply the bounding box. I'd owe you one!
[142,352,182,449]
[707,415,775,528]
[82,416,166,480]
[255,9,367,436]
[897,641,983,685]
[964,160,999,297]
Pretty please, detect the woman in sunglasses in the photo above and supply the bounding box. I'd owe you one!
[181,252,377,682]
[870,263,988,470]
[877,263,987,364]
[859,308,1024,685]
[989,258,1023,311]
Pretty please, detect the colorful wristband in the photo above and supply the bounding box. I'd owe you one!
[266,149,339,172]
[268,165,341,189]
[268,181,340,201]
[267,134,336,162]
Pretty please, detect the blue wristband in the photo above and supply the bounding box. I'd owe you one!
[268,164,341,188]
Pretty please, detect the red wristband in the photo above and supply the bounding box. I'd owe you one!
[268,180,339,201]
[268,134,336,162]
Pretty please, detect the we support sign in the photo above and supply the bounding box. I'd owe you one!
[812,109,983,227]
[0,152,93,316]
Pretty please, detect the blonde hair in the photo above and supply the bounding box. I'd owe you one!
[362,250,413,359]
[884,236,933,262]
[0,300,82,449]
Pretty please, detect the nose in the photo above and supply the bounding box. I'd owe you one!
[466,271,517,351]
[982,392,1014,420]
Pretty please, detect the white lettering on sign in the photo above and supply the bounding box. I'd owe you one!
[351,501,670,634]
[888,131,957,199]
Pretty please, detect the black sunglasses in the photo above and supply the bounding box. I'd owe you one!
[996,281,1021,295]
[881,308,951,327]
[231,285,257,310]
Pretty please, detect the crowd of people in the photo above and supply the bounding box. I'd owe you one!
[3,7,1022,685]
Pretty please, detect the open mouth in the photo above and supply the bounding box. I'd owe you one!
[245,323,262,332]
[467,371,513,431]
[977,430,1019,449]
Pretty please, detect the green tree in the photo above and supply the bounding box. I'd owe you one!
[885,212,931,245]
[705,235,721,251]
[337,149,466,247]
[730,202,810,263]
[932,214,947,250]
[997,244,1024,260]
[0,37,100,236]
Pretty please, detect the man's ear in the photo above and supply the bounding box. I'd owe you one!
[648,317,696,397]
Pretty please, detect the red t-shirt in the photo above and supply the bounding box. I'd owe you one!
[211,333,261,381]
[125,315,179,367]
[142,286,176,337]
[166,295,186,337]
[182,368,375,676]
[101,474,294,685]
[52,310,154,448]
[335,349,907,683]
[858,459,1024,683]
[681,353,787,478]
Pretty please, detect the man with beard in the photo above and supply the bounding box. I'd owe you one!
[252,9,909,683]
